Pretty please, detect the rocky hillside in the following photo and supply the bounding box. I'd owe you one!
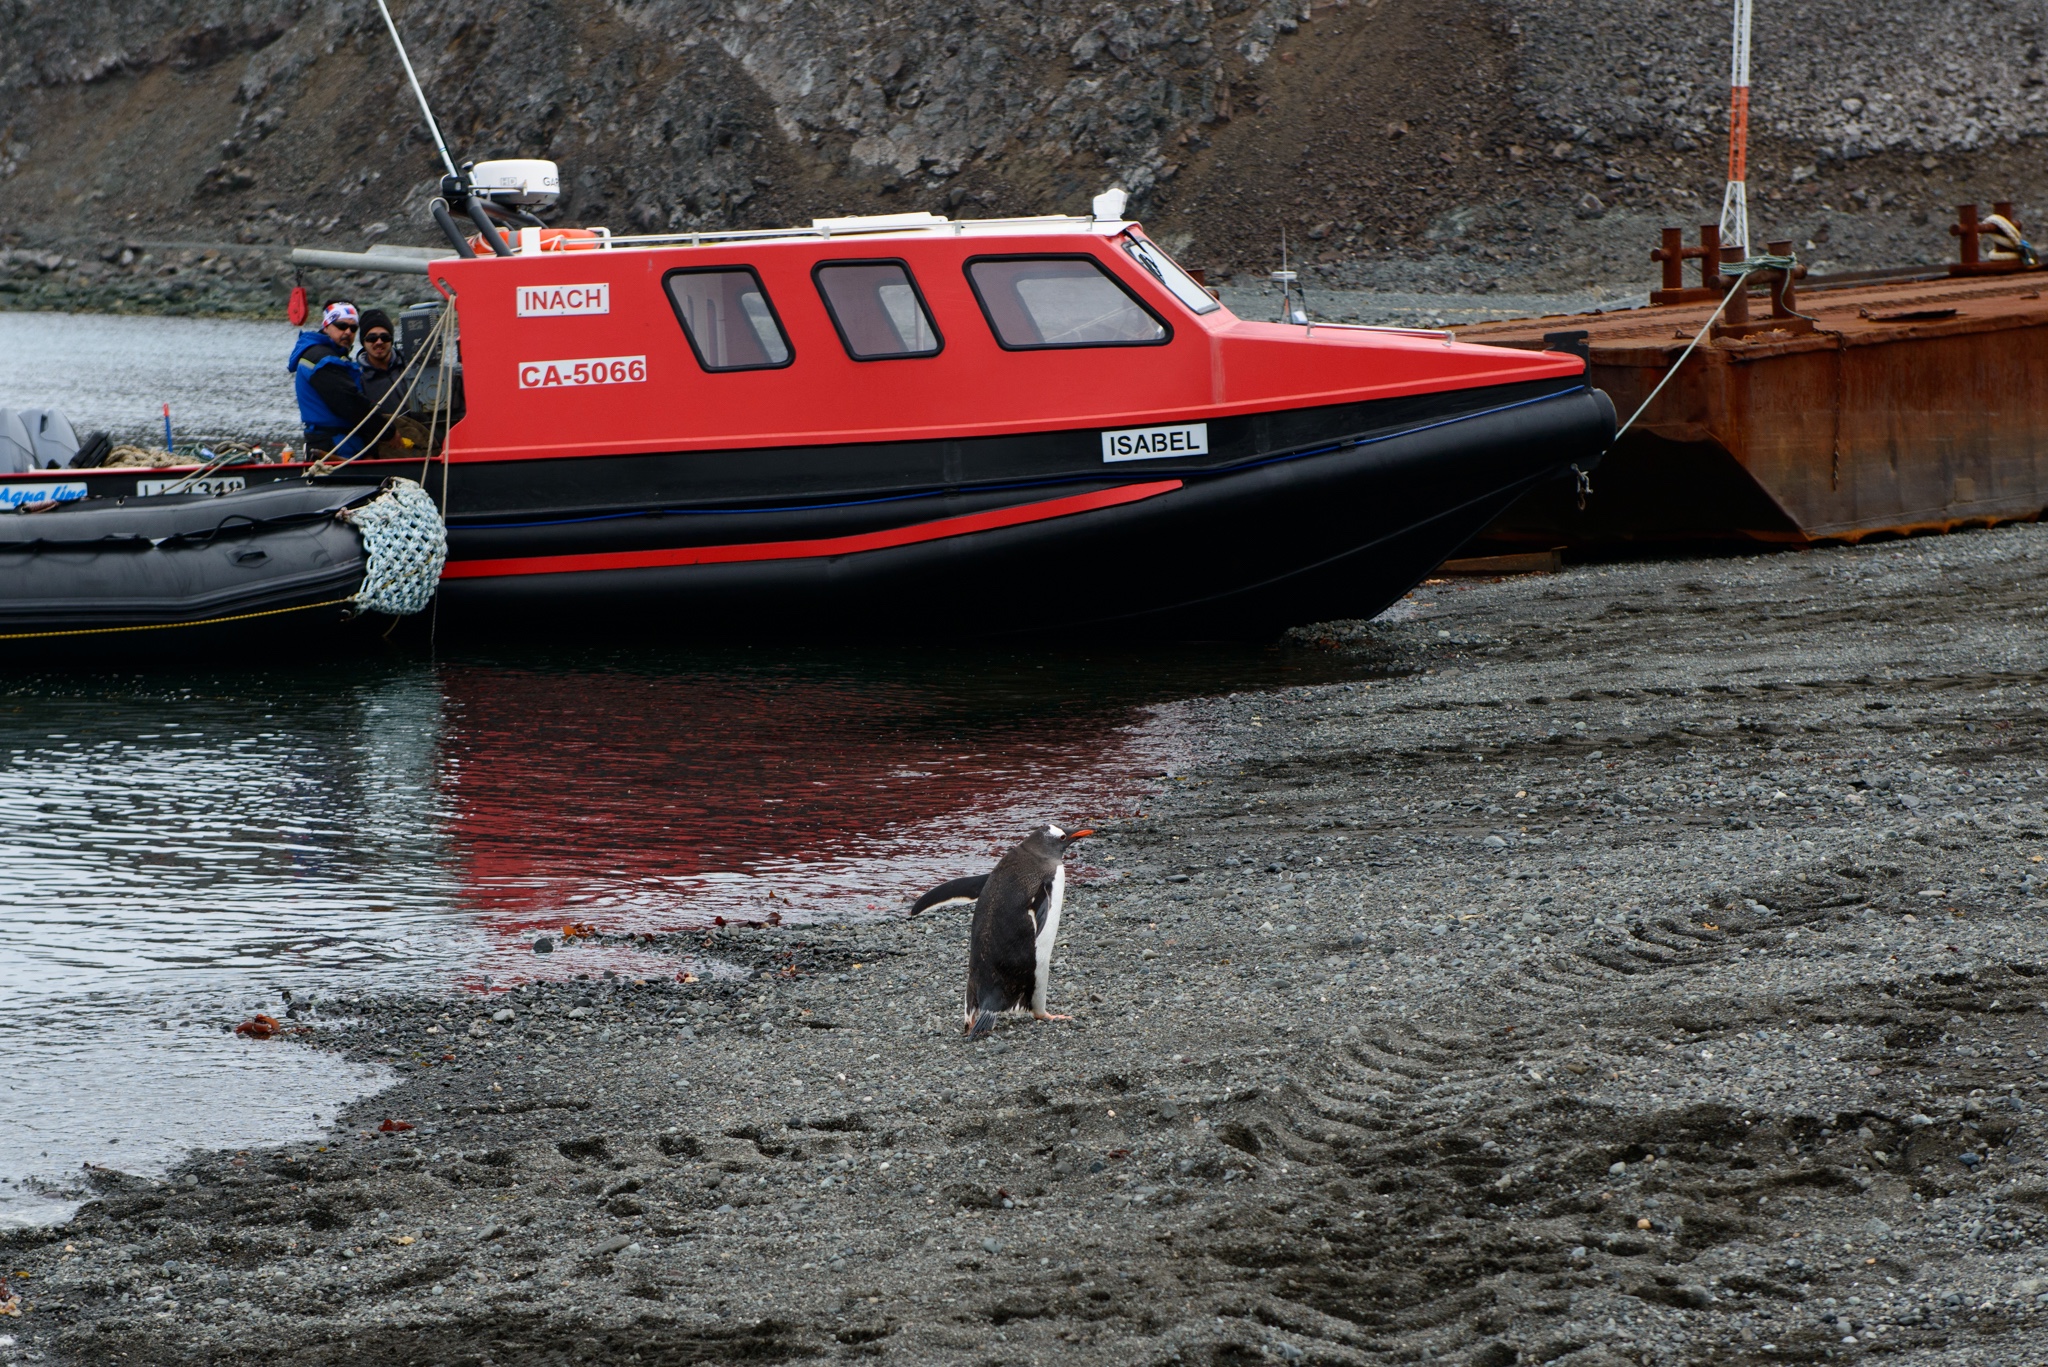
[4,0,2048,314]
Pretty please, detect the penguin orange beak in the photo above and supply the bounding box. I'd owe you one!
[1066,828,1094,843]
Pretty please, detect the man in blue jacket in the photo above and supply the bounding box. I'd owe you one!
[288,301,374,459]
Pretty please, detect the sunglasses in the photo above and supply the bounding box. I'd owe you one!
[364,331,393,343]
[330,321,357,332]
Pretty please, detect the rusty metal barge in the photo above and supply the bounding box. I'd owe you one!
[1466,204,2048,547]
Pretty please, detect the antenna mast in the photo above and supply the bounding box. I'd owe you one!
[373,0,459,181]
[1717,0,1753,252]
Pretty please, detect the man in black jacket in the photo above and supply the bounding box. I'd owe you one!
[357,308,407,414]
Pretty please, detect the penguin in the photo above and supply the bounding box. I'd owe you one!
[962,823,1091,1038]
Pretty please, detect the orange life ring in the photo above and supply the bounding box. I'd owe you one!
[538,228,602,252]
[465,226,603,255]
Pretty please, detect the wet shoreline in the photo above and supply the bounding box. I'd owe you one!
[6,527,2048,1365]
[0,642,1328,1230]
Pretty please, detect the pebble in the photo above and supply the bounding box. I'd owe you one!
[532,937,554,954]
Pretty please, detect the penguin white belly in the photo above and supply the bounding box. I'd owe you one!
[1030,864,1064,1014]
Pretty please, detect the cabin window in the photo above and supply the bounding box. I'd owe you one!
[965,256,1170,349]
[814,261,942,360]
[1120,234,1221,315]
[664,267,793,371]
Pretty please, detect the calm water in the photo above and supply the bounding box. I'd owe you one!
[0,644,1360,1226]
[1,309,311,443]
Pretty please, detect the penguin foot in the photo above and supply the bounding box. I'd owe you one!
[1031,1011,1073,1022]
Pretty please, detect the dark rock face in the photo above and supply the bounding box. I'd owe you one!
[0,0,1296,248]
[4,0,2048,298]
[1507,0,2048,164]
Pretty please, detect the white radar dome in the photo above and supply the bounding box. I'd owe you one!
[471,159,560,208]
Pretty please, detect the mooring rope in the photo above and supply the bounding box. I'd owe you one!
[1609,254,1800,445]
[0,597,359,643]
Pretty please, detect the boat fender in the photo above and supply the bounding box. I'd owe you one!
[336,477,448,616]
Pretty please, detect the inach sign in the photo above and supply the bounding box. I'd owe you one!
[1101,422,1209,463]
[518,355,647,389]
[516,283,610,317]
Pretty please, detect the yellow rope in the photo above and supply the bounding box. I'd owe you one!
[0,596,358,643]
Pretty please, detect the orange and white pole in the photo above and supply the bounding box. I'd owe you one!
[1717,0,1753,252]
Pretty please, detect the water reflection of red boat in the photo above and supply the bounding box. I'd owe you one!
[439,655,1198,966]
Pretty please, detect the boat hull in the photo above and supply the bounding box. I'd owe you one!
[0,483,373,659]
[429,378,1615,636]
[0,384,1615,644]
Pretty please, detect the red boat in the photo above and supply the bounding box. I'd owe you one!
[11,204,1612,641]
[422,207,1612,634]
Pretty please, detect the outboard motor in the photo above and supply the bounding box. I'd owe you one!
[17,408,79,469]
[0,410,35,475]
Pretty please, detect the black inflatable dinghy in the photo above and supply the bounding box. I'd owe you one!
[0,478,446,659]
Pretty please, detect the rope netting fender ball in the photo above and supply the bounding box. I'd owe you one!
[338,477,447,617]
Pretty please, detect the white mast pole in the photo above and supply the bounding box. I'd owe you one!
[373,0,460,181]
[1717,0,1753,252]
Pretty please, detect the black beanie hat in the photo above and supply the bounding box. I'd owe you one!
[358,308,394,338]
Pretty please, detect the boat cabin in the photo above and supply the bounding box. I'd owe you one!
[427,211,1583,467]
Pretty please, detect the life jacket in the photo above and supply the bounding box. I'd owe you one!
[288,331,361,433]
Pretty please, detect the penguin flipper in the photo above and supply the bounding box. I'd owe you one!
[912,874,988,916]
[1024,872,1056,934]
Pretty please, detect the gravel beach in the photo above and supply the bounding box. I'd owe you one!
[6,525,2048,1366]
